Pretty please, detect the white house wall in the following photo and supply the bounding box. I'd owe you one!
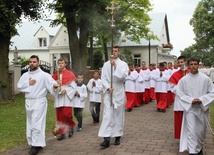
[160,24,168,45]
[50,26,69,47]
[34,27,50,47]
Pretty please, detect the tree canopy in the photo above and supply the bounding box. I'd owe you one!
[50,0,153,81]
[181,0,214,66]
[0,0,44,101]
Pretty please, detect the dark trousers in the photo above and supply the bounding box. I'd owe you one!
[73,108,83,128]
[89,102,101,123]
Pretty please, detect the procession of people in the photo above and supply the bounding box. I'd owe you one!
[17,47,214,155]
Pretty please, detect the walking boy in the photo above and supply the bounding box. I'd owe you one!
[52,58,76,140]
[87,71,102,125]
[73,74,88,132]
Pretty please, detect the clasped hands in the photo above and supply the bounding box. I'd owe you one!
[192,98,202,105]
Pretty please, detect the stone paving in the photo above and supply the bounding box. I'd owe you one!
[1,100,214,155]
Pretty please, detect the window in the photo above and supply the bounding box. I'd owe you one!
[134,54,141,66]
[38,38,47,47]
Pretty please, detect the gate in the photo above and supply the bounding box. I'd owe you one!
[21,60,51,75]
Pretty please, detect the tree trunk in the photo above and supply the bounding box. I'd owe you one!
[66,17,89,83]
[90,32,93,70]
[102,36,108,62]
[0,35,12,101]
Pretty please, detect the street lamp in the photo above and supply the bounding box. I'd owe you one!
[147,32,152,65]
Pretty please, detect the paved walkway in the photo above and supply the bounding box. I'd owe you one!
[1,101,214,155]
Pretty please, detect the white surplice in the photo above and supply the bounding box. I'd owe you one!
[17,68,57,147]
[176,72,214,154]
[72,84,88,108]
[141,68,150,89]
[125,70,138,92]
[87,78,103,102]
[152,70,170,93]
[53,80,77,108]
[98,58,129,138]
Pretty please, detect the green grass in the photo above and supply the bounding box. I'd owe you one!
[0,93,56,153]
[210,104,214,132]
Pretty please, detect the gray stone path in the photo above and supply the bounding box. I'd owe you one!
[1,101,214,155]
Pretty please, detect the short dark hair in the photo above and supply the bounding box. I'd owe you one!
[93,70,100,75]
[77,74,84,78]
[30,55,39,62]
[134,63,139,67]
[58,58,67,64]
[177,55,186,61]
[187,57,200,65]
[128,63,133,66]
[159,62,165,67]
[113,45,119,49]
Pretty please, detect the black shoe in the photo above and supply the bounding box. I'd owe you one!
[162,110,166,113]
[198,149,204,155]
[57,134,66,141]
[100,140,110,149]
[29,146,42,155]
[114,137,121,145]
[68,128,74,138]
[29,146,33,154]
[127,109,132,112]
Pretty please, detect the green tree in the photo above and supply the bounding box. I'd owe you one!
[119,49,134,64]
[184,0,214,66]
[93,50,104,70]
[94,0,153,61]
[50,0,152,80]
[0,0,44,101]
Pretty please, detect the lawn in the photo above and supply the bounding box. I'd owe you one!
[0,93,56,153]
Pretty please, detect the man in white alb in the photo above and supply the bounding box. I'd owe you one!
[98,45,129,149]
[176,57,214,155]
[17,55,58,155]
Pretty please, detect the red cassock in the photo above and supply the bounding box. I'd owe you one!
[135,69,143,106]
[156,93,167,110]
[52,70,76,134]
[125,92,136,109]
[167,91,174,107]
[135,93,143,107]
[142,68,150,104]
[143,89,150,104]
[168,69,189,139]
[150,87,156,100]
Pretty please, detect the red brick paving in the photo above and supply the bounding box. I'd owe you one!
[1,100,213,155]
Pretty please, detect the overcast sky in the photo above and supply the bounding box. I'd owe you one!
[150,0,201,56]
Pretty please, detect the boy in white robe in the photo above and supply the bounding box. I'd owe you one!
[87,70,102,125]
[73,74,87,132]
[98,46,129,149]
[125,63,138,111]
[17,55,58,155]
[153,62,170,113]
[176,57,214,155]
